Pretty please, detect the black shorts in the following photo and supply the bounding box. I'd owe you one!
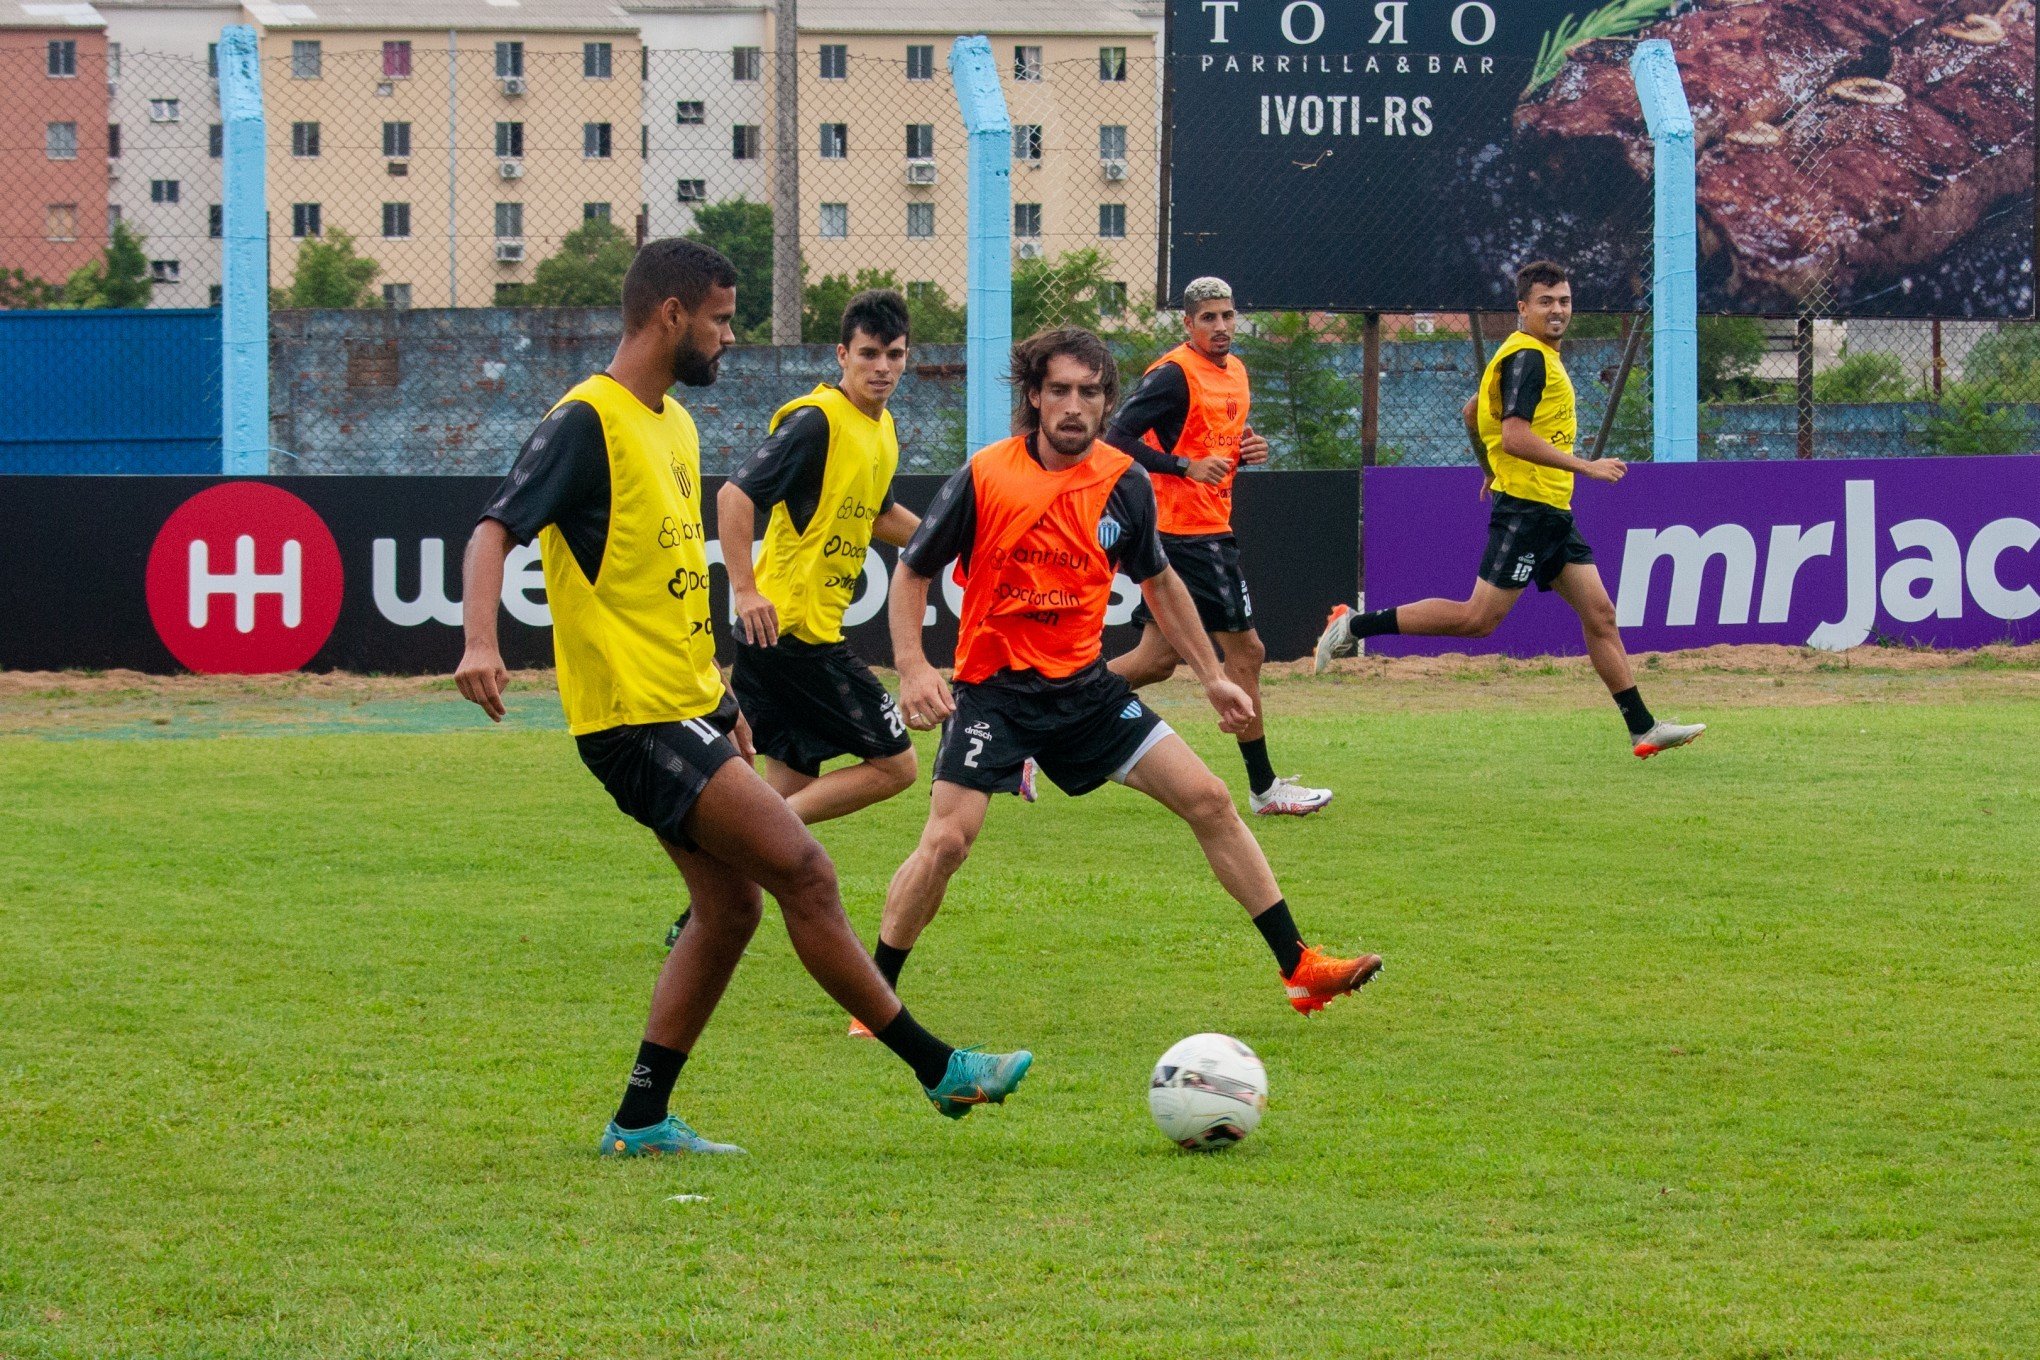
[1130,532,1255,635]
[933,663,1173,798]
[729,636,911,778]
[1479,493,1595,593]
[575,694,744,852]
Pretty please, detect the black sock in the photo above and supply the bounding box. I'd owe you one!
[670,909,691,938]
[613,1039,687,1131]
[873,940,910,990]
[1252,899,1306,977]
[1238,738,1276,796]
[1613,686,1655,737]
[1349,607,1400,639]
[875,1007,955,1089]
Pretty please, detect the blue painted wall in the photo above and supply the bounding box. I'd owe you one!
[0,310,222,474]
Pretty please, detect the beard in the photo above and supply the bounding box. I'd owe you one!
[1042,421,1095,457]
[671,336,722,388]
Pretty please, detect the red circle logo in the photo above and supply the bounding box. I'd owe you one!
[145,483,345,674]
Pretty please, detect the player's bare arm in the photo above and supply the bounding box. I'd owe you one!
[887,562,952,729]
[872,502,921,548]
[1500,417,1625,483]
[1141,567,1254,734]
[715,481,778,646]
[455,517,514,721]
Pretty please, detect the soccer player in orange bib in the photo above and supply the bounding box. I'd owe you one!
[866,328,1382,1017]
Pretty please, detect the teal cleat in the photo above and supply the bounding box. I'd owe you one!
[924,1047,1034,1119]
[599,1115,746,1157]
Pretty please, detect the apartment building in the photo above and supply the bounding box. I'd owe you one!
[250,0,644,307]
[98,0,238,307]
[627,0,770,241]
[796,0,1159,307]
[2,4,113,291]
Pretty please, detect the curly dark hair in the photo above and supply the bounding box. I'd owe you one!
[1515,259,1569,302]
[1007,327,1120,435]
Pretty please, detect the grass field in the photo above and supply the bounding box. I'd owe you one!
[4,652,2038,1359]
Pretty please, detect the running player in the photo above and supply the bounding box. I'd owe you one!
[659,290,921,950]
[1314,260,1706,760]
[866,327,1382,1018]
[454,240,1030,1155]
[1104,277,1332,816]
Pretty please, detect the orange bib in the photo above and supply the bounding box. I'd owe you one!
[1142,344,1249,536]
[953,437,1133,684]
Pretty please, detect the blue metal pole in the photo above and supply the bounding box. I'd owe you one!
[218,24,269,475]
[1630,39,1697,463]
[948,36,1012,454]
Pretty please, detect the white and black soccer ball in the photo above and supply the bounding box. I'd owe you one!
[1148,1032,1268,1151]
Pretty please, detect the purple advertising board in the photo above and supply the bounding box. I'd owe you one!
[1363,457,2040,656]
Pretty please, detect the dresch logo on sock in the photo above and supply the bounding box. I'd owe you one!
[145,483,345,674]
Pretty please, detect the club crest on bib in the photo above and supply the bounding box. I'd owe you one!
[1097,516,1123,551]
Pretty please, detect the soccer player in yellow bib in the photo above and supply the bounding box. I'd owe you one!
[1313,260,1705,759]
[454,241,1031,1155]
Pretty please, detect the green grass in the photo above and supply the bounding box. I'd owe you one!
[3,677,2038,1358]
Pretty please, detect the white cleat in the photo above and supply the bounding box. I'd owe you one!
[1250,776,1334,816]
[1313,605,1358,674]
[1633,720,1706,759]
[1015,756,1039,803]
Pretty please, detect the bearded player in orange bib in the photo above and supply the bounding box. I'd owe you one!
[860,328,1383,1019]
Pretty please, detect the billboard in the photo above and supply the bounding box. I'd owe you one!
[1363,456,2040,655]
[1167,0,2037,318]
[0,471,1358,676]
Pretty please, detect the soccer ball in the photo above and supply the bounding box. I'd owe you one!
[1148,1033,1268,1151]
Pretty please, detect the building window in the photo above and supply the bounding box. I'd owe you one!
[732,46,761,81]
[732,124,760,160]
[640,123,648,158]
[818,203,848,238]
[1098,203,1126,238]
[108,204,122,229]
[292,40,321,79]
[382,202,411,239]
[676,100,705,125]
[48,40,76,78]
[108,42,121,81]
[584,122,613,158]
[383,283,411,309]
[1014,202,1042,237]
[383,121,411,157]
[209,123,223,157]
[677,179,707,202]
[906,203,934,239]
[495,41,523,78]
[906,123,934,159]
[1099,46,1127,81]
[584,43,612,79]
[495,202,523,239]
[819,122,847,159]
[494,283,526,305]
[1012,124,1042,161]
[46,122,78,160]
[209,284,222,305]
[1101,281,1128,315]
[149,99,179,123]
[291,122,320,158]
[209,204,222,238]
[1014,46,1042,81]
[107,124,121,158]
[1099,125,1127,159]
[819,44,847,79]
[495,122,524,158]
[383,41,412,79]
[150,259,181,284]
[906,44,934,81]
[292,203,322,237]
[584,202,612,223]
[45,204,77,241]
[206,41,217,77]
[151,179,181,204]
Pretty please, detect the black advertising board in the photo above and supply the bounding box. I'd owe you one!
[1166,0,2036,318]
[0,472,1358,676]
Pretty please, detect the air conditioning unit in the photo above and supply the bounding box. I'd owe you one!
[107,163,121,180]
[1016,241,1043,259]
[498,160,523,179]
[1101,157,1128,181]
[500,76,526,96]
[495,240,525,263]
[387,158,409,176]
[905,159,938,185]
[375,81,394,97]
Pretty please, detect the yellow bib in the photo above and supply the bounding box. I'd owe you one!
[754,384,900,644]
[538,374,724,735]
[1479,331,1578,511]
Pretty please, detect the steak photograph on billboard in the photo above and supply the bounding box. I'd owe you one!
[1167,0,2037,318]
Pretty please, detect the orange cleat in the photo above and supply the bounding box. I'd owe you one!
[846,1016,875,1039]
[1283,944,1382,1014]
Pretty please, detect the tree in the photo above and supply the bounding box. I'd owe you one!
[685,198,773,339]
[1813,351,1915,403]
[519,218,635,307]
[58,221,152,309]
[272,230,379,308]
[801,268,966,345]
[1012,248,1117,338]
[1957,323,2040,402]
[1232,311,1364,468]
[0,265,65,310]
